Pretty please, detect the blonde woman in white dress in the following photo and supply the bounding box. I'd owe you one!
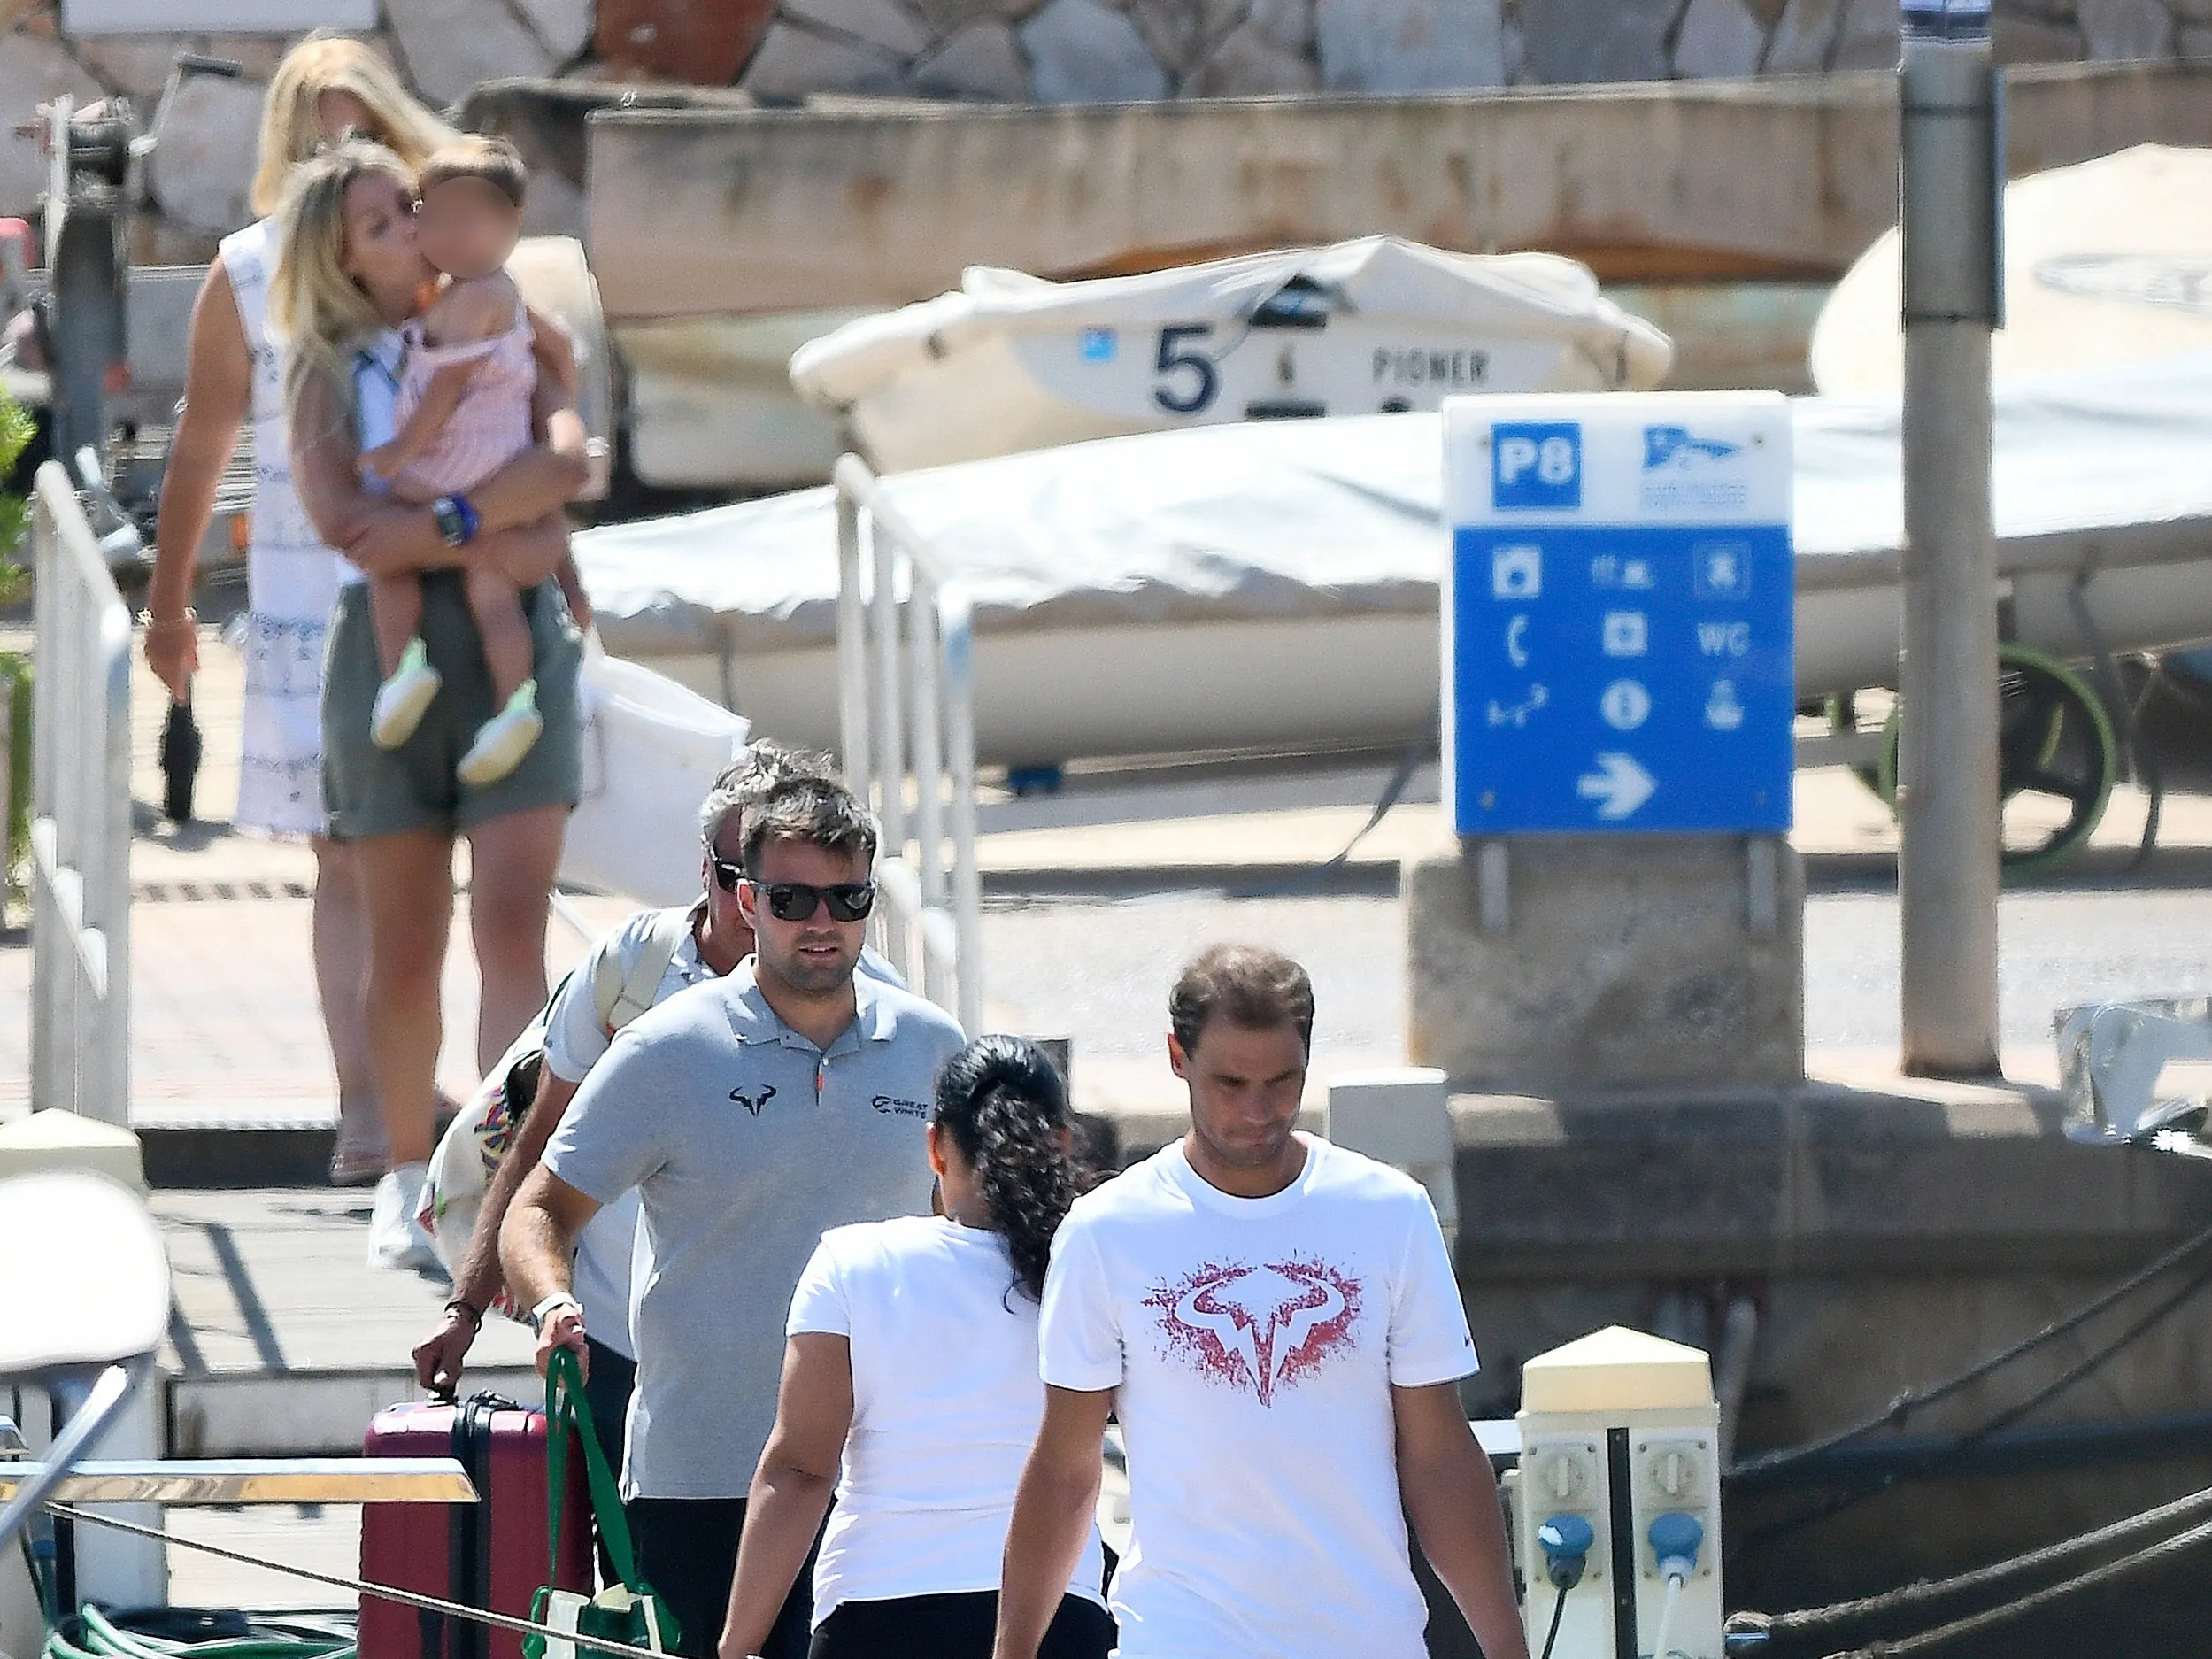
[143,37,455,1192]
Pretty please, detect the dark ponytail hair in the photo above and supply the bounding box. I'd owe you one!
[933,1035,1076,1305]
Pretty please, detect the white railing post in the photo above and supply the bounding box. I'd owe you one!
[907,580,945,1007]
[941,589,983,1038]
[94,592,131,1119]
[869,520,910,987]
[28,460,132,1124]
[29,482,64,1118]
[835,485,871,805]
[831,456,983,1035]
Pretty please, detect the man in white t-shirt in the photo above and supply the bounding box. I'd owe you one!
[994,945,1530,1659]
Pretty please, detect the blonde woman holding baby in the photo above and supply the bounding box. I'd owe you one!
[274,138,591,1273]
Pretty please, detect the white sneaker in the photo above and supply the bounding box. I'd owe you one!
[367,1161,442,1274]
[458,680,543,787]
[371,638,441,751]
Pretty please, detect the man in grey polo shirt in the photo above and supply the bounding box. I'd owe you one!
[502,775,965,1659]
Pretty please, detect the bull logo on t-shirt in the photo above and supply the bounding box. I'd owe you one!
[1145,1259,1363,1406]
[728,1083,778,1115]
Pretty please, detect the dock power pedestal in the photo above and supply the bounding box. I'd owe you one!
[1514,1326,1723,1659]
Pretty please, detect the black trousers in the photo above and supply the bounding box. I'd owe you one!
[808,1592,1114,1659]
[627,1496,814,1659]
[582,1337,636,1588]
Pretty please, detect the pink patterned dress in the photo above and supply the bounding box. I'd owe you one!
[385,303,536,498]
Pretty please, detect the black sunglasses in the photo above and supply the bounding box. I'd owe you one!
[749,879,877,923]
[707,850,745,893]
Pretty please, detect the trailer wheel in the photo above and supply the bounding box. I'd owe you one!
[1872,644,2117,874]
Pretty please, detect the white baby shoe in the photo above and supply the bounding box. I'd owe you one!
[458,679,543,787]
[370,637,441,750]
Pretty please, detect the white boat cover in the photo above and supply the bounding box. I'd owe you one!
[787,237,1674,472]
[1813,146,2212,395]
[577,351,2212,661]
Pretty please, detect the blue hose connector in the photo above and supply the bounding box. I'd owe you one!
[1649,1510,1706,1581]
[1538,1513,1596,1589]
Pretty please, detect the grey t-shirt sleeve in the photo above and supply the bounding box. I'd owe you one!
[542,1022,674,1206]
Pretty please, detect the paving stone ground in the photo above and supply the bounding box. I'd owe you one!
[4,622,2200,1130]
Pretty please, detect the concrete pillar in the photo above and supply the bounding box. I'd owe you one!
[1406,836,1803,1091]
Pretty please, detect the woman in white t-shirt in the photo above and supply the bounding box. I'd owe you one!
[717,1036,1115,1659]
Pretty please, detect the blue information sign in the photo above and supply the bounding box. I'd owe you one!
[1442,395,1795,835]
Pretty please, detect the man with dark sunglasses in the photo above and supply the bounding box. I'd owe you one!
[412,740,832,1419]
[504,773,967,1659]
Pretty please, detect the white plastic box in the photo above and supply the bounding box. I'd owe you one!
[560,640,751,907]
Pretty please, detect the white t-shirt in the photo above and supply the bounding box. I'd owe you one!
[542,904,721,1362]
[1037,1135,1476,1659]
[342,334,405,587]
[788,1215,1107,1625]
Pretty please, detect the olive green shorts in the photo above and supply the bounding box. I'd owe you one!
[322,571,582,843]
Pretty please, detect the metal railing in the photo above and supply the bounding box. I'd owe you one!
[29,460,132,1123]
[834,454,982,1035]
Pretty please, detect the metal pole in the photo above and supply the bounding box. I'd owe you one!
[1897,1,2003,1078]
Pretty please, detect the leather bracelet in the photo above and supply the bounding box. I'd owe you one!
[443,1296,482,1329]
[138,608,197,632]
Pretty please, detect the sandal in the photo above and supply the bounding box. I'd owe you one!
[329,1111,390,1187]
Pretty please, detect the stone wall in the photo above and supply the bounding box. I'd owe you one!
[3,0,2207,259]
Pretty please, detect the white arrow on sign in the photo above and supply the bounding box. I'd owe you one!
[1576,752,1656,820]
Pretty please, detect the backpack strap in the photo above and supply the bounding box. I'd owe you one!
[591,905,694,1037]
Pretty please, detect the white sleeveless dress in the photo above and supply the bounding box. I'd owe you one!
[220,218,346,839]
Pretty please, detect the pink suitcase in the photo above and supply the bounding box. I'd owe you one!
[358,1394,591,1659]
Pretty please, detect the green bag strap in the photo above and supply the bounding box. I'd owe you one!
[543,1346,643,1587]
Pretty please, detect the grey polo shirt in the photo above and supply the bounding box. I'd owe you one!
[543,961,965,1499]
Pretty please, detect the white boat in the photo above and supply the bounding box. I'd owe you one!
[576,351,2212,775]
[787,237,1674,475]
[1812,145,2212,395]
[583,351,2212,778]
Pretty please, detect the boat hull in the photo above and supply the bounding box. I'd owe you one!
[616,567,2212,767]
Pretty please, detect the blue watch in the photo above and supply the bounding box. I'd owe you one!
[431,493,481,548]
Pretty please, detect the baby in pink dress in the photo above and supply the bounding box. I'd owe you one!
[359,137,554,787]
